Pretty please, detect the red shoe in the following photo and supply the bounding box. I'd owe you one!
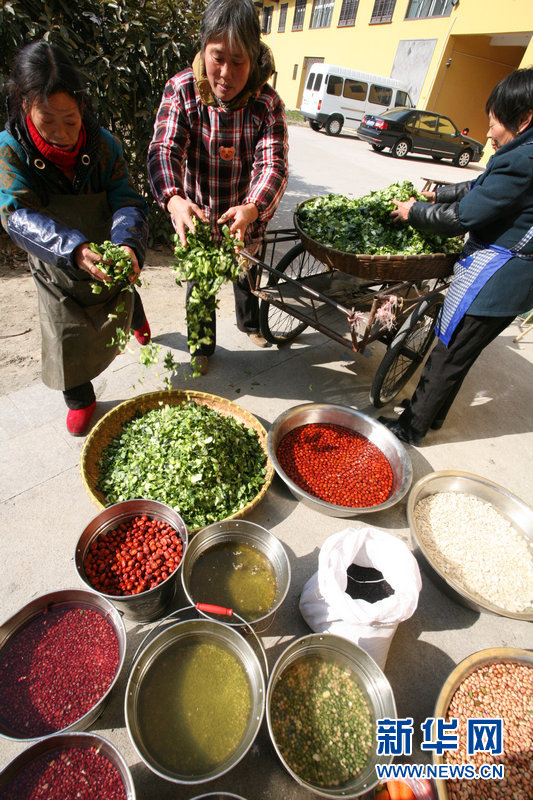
[66,401,96,436]
[134,319,151,345]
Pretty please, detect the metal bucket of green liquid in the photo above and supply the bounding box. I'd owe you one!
[181,520,291,633]
[124,606,266,785]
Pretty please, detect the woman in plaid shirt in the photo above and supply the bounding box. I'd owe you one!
[147,0,289,374]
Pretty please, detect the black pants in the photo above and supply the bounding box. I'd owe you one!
[398,313,515,437]
[63,289,146,409]
[186,268,260,357]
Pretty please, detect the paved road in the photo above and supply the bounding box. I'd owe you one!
[274,123,484,229]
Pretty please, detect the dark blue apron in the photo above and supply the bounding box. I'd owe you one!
[436,226,533,346]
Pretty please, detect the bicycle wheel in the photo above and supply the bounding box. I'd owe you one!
[259,242,327,344]
[370,293,443,408]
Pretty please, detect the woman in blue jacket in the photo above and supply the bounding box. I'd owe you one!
[0,42,150,435]
[379,67,533,445]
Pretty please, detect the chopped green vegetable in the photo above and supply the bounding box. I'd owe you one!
[296,181,463,256]
[96,401,268,529]
[88,240,137,294]
[172,222,242,375]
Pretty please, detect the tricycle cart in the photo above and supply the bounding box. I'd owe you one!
[241,196,458,408]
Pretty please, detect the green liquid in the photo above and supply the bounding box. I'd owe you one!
[137,638,252,775]
[189,541,278,621]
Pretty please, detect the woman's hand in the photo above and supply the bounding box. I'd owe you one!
[74,243,140,284]
[119,245,141,284]
[391,197,417,223]
[218,202,258,246]
[167,195,208,247]
[420,190,436,202]
[74,242,110,282]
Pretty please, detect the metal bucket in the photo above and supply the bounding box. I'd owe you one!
[266,633,396,798]
[75,499,188,622]
[0,589,126,742]
[0,731,135,798]
[181,520,291,632]
[125,607,266,785]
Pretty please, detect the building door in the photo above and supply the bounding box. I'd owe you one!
[297,57,324,109]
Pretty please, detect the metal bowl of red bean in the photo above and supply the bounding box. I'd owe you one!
[0,731,135,799]
[75,498,188,622]
[267,403,412,516]
[267,632,396,797]
[432,647,533,800]
[407,471,533,620]
[0,589,126,742]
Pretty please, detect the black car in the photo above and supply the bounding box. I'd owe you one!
[357,107,484,167]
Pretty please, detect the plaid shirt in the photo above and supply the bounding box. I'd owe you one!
[147,67,288,243]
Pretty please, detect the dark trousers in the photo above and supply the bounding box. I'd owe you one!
[63,288,146,409]
[186,268,260,357]
[399,314,515,437]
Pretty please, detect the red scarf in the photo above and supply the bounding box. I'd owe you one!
[26,114,86,171]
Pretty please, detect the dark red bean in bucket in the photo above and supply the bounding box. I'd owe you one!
[0,608,119,737]
[277,423,393,507]
[0,745,127,799]
[83,514,183,595]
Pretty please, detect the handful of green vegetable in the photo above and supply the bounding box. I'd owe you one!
[296,181,463,256]
[172,222,242,374]
[88,240,136,294]
[96,400,268,529]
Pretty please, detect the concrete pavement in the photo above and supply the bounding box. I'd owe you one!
[1,125,532,799]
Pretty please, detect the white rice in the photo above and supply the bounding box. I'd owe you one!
[413,491,533,613]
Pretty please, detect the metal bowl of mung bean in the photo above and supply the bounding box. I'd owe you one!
[407,470,533,620]
[266,633,396,798]
[432,647,533,800]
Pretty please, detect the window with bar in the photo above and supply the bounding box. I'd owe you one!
[310,0,334,28]
[261,6,273,34]
[406,0,453,18]
[292,0,307,31]
[278,3,288,31]
[338,0,359,27]
[370,0,396,24]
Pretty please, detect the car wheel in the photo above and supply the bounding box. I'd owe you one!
[325,115,343,136]
[372,144,385,152]
[392,139,409,158]
[454,149,472,167]
[309,120,321,132]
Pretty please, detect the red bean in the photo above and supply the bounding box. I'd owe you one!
[277,423,393,507]
[0,608,119,737]
[0,744,127,799]
[83,515,184,596]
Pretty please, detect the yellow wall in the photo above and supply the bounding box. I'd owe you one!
[263,0,532,118]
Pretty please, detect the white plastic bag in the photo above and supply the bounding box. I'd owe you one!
[299,526,422,669]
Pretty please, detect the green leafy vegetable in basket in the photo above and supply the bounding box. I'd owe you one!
[96,401,268,529]
[172,222,243,375]
[296,181,463,256]
[88,240,137,294]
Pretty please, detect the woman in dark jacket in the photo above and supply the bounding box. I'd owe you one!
[379,67,533,445]
[0,42,150,435]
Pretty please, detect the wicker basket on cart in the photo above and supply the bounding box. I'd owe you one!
[294,198,458,281]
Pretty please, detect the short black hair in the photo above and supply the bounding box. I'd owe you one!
[200,0,261,63]
[6,41,88,125]
[486,67,533,134]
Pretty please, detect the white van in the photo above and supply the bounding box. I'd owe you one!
[299,63,414,136]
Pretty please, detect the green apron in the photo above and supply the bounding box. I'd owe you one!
[28,192,133,390]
